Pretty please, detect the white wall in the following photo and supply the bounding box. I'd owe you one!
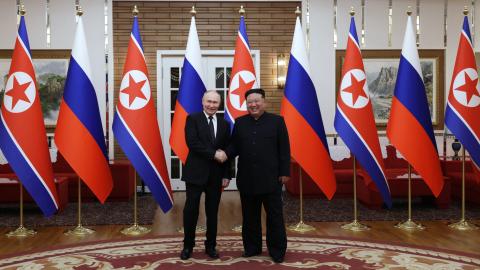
[0,0,108,140]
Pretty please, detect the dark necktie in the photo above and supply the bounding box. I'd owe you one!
[208,116,215,142]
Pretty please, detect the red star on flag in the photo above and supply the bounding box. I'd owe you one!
[342,73,367,106]
[230,75,255,107]
[455,72,479,104]
[6,76,31,109]
[121,74,147,106]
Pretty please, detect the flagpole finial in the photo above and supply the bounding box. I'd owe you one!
[350,6,355,16]
[190,6,196,16]
[239,5,245,16]
[132,5,139,16]
[406,6,412,16]
[76,5,83,16]
[463,6,469,15]
[19,4,25,16]
[295,6,301,17]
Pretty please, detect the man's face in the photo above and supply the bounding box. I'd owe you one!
[202,92,221,116]
[246,93,265,119]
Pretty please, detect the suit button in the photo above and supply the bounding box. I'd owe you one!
[252,141,256,145]
[253,131,257,134]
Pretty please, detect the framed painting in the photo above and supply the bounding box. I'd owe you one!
[0,50,70,129]
[335,49,445,130]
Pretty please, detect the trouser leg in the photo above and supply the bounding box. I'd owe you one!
[204,177,222,248]
[240,193,263,253]
[263,188,287,259]
[183,183,203,249]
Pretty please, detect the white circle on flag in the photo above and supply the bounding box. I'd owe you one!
[3,72,36,113]
[228,70,257,110]
[452,68,480,107]
[119,70,151,110]
[340,69,369,109]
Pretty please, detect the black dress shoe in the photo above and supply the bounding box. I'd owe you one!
[241,250,262,257]
[205,247,219,259]
[180,248,192,260]
[272,256,284,263]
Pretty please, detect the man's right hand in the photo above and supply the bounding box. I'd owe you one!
[214,150,227,163]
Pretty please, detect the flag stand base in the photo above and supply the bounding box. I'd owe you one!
[287,221,315,233]
[341,220,370,231]
[395,219,424,231]
[121,224,151,236]
[64,225,95,236]
[448,219,478,231]
[177,225,206,233]
[6,226,36,237]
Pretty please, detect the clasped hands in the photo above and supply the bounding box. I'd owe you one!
[214,149,228,163]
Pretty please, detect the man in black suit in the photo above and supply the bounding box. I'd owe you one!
[180,90,231,260]
[224,88,290,263]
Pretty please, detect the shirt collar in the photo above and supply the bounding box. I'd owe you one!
[203,111,217,121]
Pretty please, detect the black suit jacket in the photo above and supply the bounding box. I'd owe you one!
[227,112,290,195]
[182,112,231,185]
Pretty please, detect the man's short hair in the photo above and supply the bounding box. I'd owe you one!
[245,88,265,99]
[203,90,221,100]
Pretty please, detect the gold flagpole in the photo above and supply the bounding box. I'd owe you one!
[340,8,369,232]
[395,7,424,232]
[121,168,151,235]
[395,164,424,231]
[64,5,94,237]
[449,146,478,230]
[65,177,95,235]
[342,155,369,231]
[231,4,247,234]
[6,4,36,238]
[6,183,36,237]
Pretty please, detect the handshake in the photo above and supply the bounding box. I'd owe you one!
[214,149,228,163]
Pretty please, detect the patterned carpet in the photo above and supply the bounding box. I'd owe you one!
[0,236,478,269]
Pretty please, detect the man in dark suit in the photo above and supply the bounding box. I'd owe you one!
[224,88,290,263]
[180,90,231,260]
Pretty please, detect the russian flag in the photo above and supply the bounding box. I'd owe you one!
[112,14,173,213]
[280,16,336,199]
[445,15,480,182]
[387,14,444,196]
[169,15,206,164]
[334,16,391,207]
[0,14,59,216]
[55,14,113,203]
[225,15,258,128]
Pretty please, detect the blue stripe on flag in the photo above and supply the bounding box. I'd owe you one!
[0,120,57,216]
[62,57,107,158]
[18,16,31,53]
[445,104,480,166]
[113,112,173,213]
[238,16,250,48]
[349,17,359,44]
[334,109,392,207]
[131,17,144,51]
[463,16,472,41]
[178,58,205,113]
[284,55,329,150]
[393,55,437,148]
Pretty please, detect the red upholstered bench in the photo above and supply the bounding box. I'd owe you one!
[0,176,69,212]
[356,146,451,209]
[67,160,135,202]
[357,169,451,209]
[286,157,360,198]
[442,159,480,206]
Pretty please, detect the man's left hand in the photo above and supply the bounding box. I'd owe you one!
[278,176,290,184]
